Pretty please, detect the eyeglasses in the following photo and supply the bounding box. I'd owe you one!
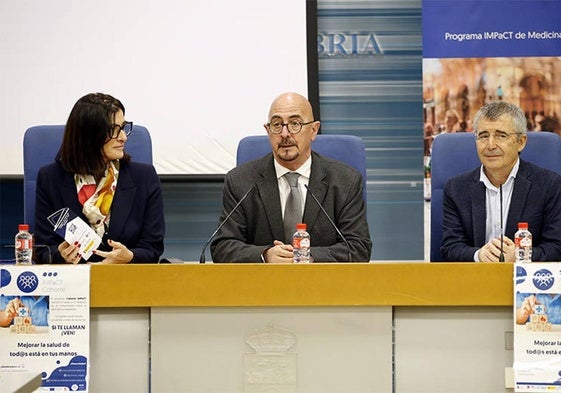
[266,119,314,135]
[109,121,133,139]
[475,131,520,143]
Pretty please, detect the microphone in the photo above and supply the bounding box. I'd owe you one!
[199,183,257,263]
[499,184,505,262]
[304,184,352,262]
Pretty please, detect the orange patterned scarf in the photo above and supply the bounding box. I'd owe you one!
[75,161,119,237]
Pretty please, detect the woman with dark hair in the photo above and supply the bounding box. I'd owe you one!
[34,93,165,264]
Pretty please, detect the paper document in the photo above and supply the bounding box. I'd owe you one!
[47,208,102,261]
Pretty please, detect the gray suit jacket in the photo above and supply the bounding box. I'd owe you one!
[211,152,372,262]
[441,159,561,261]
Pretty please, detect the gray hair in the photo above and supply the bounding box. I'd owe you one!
[473,101,527,135]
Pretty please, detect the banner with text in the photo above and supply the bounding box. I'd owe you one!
[0,265,90,392]
[423,0,561,59]
[422,0,561,201]
[515,263,561,392]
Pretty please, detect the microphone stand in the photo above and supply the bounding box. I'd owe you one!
[199,184,256,263]
[304,184,352,262]
[499,184,505,262]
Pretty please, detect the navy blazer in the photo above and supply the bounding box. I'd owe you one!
[441,159,561,262]
[34,161,165,263]
[210,152,372,262]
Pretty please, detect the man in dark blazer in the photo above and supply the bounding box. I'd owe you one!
[211,92,371,263]
[441,101,561,262]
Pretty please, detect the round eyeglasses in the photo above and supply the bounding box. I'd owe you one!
[266,119,314,135]
[109,121,133,139]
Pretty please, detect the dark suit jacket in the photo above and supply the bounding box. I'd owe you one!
[34,161,165,263]
[441,159,561,262]
[210,152,372,262]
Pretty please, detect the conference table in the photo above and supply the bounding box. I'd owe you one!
[89,262,514,393]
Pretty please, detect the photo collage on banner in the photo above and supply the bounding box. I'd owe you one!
[422,0,561,202]
[423,0,561,390]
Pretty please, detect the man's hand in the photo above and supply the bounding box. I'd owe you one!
[263,240,294,263]
[479,236,515,262]
[4,298,23,318]
[516,294,538,324]
[0,297,24,327]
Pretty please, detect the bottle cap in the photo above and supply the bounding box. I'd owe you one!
[518,222,528,230]
[296,223,307,230]
[18,224,29,231]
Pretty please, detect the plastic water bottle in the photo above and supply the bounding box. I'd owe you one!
[15,224,33,265]
[292,223,310,263]
[515,222,532,263]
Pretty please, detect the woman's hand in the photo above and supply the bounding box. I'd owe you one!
[93,239,133,264]
[58,241,82,264]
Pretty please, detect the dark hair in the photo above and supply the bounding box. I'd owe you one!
[56,92,130,178]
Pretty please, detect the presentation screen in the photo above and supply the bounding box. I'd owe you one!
[0,0,308,175]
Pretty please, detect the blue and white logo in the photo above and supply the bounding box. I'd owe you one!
[533,268,555,291]
[17,271,39,293]
[516,265,527,285]
[0,269,12,288]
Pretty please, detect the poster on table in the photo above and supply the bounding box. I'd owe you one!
[0,265,90,392]
[422,0,561,201]
[514,263,561,392]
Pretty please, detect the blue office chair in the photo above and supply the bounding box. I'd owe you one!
[23,124,153,232]
[236,134,367,200]
[430,131,561,262]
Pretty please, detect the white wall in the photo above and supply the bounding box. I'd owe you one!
[0,0,308,175]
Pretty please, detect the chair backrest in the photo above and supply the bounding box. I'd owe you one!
[236,134,367,200]
[23,124,153,232]
[430,131,561,261]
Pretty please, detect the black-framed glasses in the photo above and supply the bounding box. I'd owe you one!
[266,119,314,135]
[475,130,520,143]
[109,121,133,139]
